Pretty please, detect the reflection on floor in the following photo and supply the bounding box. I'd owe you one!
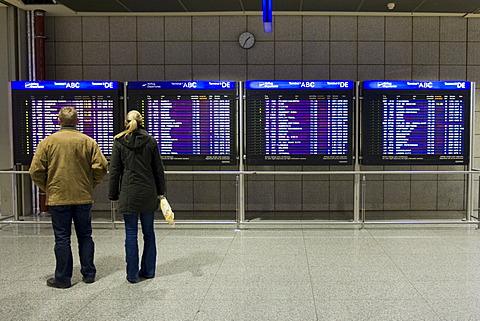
[1,222,480,320]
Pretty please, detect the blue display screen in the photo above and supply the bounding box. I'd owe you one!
[363,80,470,90]
[127,81,235,90]
[11,81,119,90]
[246,81,355,165]
[11,81,122,164]
[127,82,237,165]
[362,81,471,165]
[246,80,354,90]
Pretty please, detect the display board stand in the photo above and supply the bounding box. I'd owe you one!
[2,81,477,228]
[0,169,479,227]
[353,82,361,223]
[237,82,245,228]
[467,86,476,221]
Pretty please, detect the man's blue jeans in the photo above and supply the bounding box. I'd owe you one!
[50,204,96,283]
[123,212,156,282]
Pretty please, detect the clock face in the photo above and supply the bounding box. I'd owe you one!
[238,32,255,49]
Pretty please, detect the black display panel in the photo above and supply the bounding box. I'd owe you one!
[127,81,237,165]
[362,81,471,165]
[11,81,122,164]
[246,81,355,165]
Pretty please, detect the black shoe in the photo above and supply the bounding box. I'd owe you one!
[46,277,71,289]
[127,278,139,284]
[82,276,95,284]
[139,271,154,279]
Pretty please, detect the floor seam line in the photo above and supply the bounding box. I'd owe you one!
[192,231,238,321]
[367,228,445,320]
[302,226,320,321]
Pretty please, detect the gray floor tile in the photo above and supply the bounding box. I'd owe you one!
[304,238,385,256]
[0,253,50,268]
[0,279,112,301]
[427,299,480,320]
[159,237,234,251]
[375,238,467,255]
[309,264,408,282]
[215,264,312,283]
[160,227,238,238]
[93,255,126,280]
[228,237,306,255]
[158,250,225,269]
[390,255,480,281]
[0,299,91,321]
[440,238,480,253]
[96,278,209,302]
[303,227,371,238]
[221,253,309,267]
[386,251,478,265]
[0,265,37,281]
[235,227,306,238]
[0,224,53,236]
[196,298,317,321]
[399,265,480,281]
[432,226,480,237]
[366,226,443,238]
[412,280,480,301]
[306,252,394,267]
[205,280,314,301]
[311,280,423,300]
[71,299,200,321]
[1,223,480,320]
[314,299,441,321]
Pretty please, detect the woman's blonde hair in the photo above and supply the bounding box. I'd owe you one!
[114,110,143,139]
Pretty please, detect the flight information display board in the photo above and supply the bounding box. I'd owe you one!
[362,81,471,165]
[11,81,122,164]
[246,81,355,165]
[127,81,237,165]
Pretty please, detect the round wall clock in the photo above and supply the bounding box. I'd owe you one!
[238,32,255,49]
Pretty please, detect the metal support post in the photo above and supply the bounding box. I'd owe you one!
[354,173,360,222]
[467,172,473,221]
[468,84,475,222]
[478,177,480,229]
[238,172,245,227]
[353,81,360,223]
[361,175,366,229]
[237,81,245,229]
[110,200,116,230]
[12,170,19,221]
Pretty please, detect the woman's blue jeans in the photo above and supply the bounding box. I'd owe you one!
[123,212,156,282]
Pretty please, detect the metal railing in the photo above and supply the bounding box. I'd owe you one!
[0,169,479,229]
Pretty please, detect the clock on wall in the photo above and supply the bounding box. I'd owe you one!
[238,32,255,49]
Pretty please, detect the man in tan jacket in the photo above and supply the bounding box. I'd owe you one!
[30,106,108,288]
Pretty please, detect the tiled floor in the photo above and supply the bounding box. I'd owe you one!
[1,221,480,320]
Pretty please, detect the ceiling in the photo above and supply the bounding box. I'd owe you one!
[2,0,480,16]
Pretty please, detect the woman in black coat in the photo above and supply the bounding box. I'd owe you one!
[109,110,165,283]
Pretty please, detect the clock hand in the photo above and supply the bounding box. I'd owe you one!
[243,36,251,46]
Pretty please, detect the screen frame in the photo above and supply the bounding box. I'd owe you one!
[245,80,356,166]
[361,80,472,166]
[11,81,123,165]
[126,81,238,166]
